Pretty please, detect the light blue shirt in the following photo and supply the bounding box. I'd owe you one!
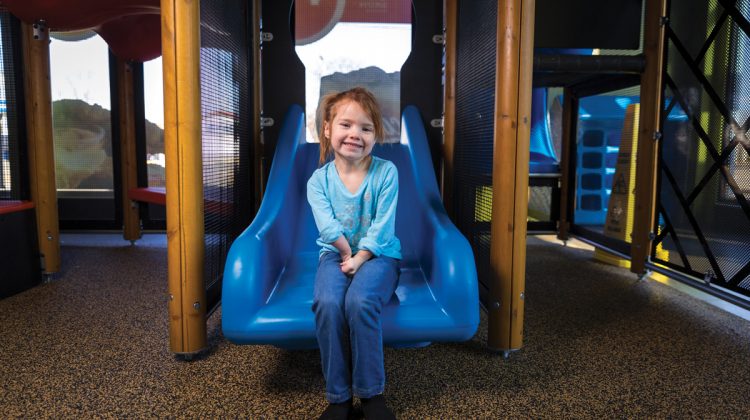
[307,156,402,259]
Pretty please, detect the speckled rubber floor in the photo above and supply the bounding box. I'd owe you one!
[1,234,748,418]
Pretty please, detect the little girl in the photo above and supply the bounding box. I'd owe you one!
[307,87,400,420]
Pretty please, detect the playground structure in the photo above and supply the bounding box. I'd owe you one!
[1,0,749,358]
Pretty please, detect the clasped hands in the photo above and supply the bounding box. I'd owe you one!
[332,235,372,276]
[339,252,368,276]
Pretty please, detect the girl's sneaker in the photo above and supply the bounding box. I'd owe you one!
[319,399,353,420]
[360,394,395,420]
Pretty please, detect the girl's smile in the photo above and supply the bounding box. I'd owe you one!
[342,140,363,149]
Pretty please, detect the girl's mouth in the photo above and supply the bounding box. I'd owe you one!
[342,141,362,148]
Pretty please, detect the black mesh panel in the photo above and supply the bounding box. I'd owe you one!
[454,0,496,295]
[200,0,253,311]
[529,186,553,222]
[0,10,24,200]
[654,0,750,299]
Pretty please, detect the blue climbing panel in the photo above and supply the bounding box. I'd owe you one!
[574,95,638,225]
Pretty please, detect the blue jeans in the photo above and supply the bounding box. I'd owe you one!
[312,252,400,403]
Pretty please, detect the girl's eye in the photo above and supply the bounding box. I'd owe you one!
[340,122,351,128]
[362,127,373,132]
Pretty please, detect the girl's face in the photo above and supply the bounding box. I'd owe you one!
[324,100,376,165]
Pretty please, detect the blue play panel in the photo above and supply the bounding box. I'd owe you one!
[222,105,480,349]
[574,95,638,225]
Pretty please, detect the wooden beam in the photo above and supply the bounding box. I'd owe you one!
[442,0,457,217]
[510,0,534,351]
[488,0,534,353]
[631,0,668,275]
[161,0,206,355]
[116,58,141,242]
[21,22,60,275]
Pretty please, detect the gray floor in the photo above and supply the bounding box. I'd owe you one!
[1,233,749,418]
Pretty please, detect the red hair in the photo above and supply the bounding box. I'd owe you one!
[317,87,385,165]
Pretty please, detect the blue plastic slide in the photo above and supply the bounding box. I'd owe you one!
[222,105,479,349]
[528,49,594,175]
[529,88,560,175]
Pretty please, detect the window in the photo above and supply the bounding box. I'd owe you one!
[143,57,165,187]
[294,0,412,143]
[50,34,113,196]
[0,11,21,200]
[0,18,10,197]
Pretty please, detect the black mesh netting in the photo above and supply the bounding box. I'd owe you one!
[0,10,25,201]
[454,0,497,293]
[529,186,552,222]
[200,0,253,310]
[655,0,750,297]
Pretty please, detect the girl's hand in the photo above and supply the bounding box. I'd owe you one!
[340,255,363,276]
[340,251,372,276]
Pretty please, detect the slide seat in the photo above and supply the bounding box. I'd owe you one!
[222,105,479,349]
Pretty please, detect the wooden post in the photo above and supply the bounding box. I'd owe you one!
[116,58,141,242]
[21,22,60,275]
[488,0,534,353]
[442,0,457,217]
[557,88,578,241]
[161,0,206,355]
[631,0,667,275]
